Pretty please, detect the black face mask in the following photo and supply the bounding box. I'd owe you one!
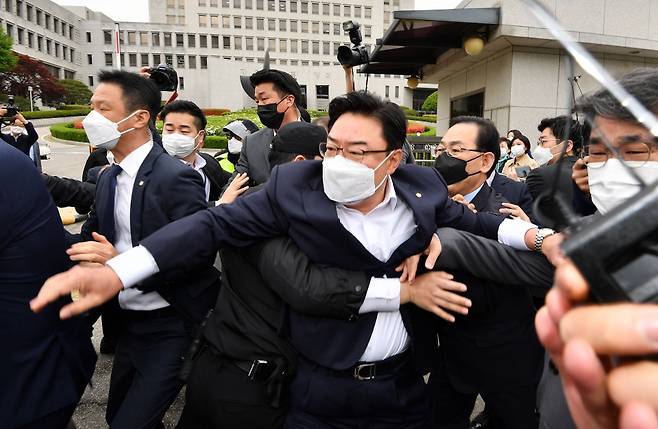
[257,97,291,130]
[433,151,483,185]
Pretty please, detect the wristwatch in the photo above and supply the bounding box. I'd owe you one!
[534,228,556,253]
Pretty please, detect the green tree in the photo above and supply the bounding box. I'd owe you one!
[421,91,438,112]
[0,29,17,73]
[58,79,92,105]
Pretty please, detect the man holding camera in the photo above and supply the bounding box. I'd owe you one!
[0,109,39,157]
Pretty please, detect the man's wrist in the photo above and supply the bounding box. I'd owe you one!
[524,228,538,250]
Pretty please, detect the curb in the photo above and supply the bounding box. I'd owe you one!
[43,133,89,146]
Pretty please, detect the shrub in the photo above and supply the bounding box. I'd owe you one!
[421,91,438,112]
[50,122,89,142]
[57,104,90,110]
[24,108,90,120]
[400,106,418,117]
[203,108,231,116]
[204,136,228,149]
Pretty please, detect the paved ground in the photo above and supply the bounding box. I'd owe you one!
[39,126,482,428]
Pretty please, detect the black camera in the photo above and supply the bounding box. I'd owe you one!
[148,64,178,92]
[337,21,370,67]
[3,95,18,117]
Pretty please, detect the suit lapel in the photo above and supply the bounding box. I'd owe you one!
[130,144,162,245]
[261,128,273,172]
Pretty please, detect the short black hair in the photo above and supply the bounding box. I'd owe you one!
[250,69,302,104]
[538,115,590,154]
[328,90,406,151]
[98,70,161,120]
[268,150,316,169]
[451,116,501,173]
[577,68,658,122]
[160,100,207,131]
[500,137,511,150]
[508,129,531,153]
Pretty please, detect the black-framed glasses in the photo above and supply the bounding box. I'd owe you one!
[319,142,390,163]
[443,144,487,158]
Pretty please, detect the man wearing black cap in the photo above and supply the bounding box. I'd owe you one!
[227,69,308,189]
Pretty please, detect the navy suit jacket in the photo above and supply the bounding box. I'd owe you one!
[141,161,506,371]
[0,143,96,426]
[81,143,218,324]
[491,171,537,224]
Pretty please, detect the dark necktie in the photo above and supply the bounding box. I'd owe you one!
[100,164,123,244]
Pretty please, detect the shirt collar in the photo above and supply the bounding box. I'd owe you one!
[180,152,206,171]
[486,170,496,186]
[463,184,484,203]
[116,141,153,178]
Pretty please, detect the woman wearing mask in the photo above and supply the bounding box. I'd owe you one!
[496,137,511,173]
[502,130,539,180]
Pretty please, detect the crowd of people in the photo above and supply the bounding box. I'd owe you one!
[2,61,658,429]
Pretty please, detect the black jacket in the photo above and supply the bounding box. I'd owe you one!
[204,237,369,388]
[1,122,38,156]
[525,156,577,230]
[434,183,544,392]
[199,152,232,204]
[43,174,96,214]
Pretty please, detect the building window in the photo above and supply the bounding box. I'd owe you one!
[141,53,149,66]
[152,32,160,46]
[211,35,219,48]
[186,34,194,47]
[268,19,275,31]
[312,21,318,33]
[54,41,59,57]
[301,40,308,53]
[311,2,318,14]
[27,31,33,48]
[312,40,319,54]
[257,18,264,30]
[103,30,112,44]
[200,56,208,69]
[129,53,137,67]
[395,86,399,98]
[364,25,371,38]
[16,27,23,45]
[301,21,308,32]
[268,37,276,51]
[234,0,241,7]
[211,15,219,27]
[257,37,264,51]
[222,15,230,28]
[234,16,241,28]
[290,20,297,32]
[333,3,339,15]
[322,22,329,34]
[70,48,75,63]
[245,0,252,8]
[105,52,113,66]
[354,5,361,17]
[26,3,32,21]
[279,39,287,52]
[199,14,207,26]
[151,53,160,64]
[279,19,286,31]
[301,1,308,13]
[322,41,329,55]
[245,17,253,29]
[316,85,329,99]
[209,0,217,6]
[200,34,207,47]
[44,13,50,30]
[199,0,206,5]
[322,2,329,15]
[344,4,350,16]
[234,36,242,49]
[246,37,253,50]
[256,0,263,9]
[385,85,390,98]
[164,32,172,46]
[176,33,184,47]
[176,55,185,67]
[87,53,93,64]
[37,35,42,51]
[35,9,41,25]
[188,55,196,68]
[267,0,275,11]
[69,24,75,40]
[165,54,173,66]
[222,0,229,6]
[223,36,230,49]
[179,76,184,90]
[290,0,297,12]
[88,76,94,86]
[290,39,297,53]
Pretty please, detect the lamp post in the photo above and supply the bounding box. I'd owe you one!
[27,86,33,111]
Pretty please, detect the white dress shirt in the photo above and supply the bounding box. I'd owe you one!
[180,152,210,201]
[113,141,170,311]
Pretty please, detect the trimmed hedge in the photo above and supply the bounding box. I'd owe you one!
[57,104,91,110]
[51,121,229,149]
[203,108,231,116]
[25,108,91,120]
[50,122,89,142]
[406,114,437,123]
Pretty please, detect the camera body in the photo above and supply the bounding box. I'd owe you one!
[4,95,18,117]
[337,20,370,67]
[148,64,178,92]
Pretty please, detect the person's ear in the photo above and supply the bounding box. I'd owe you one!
[196,130,205,149]
[132,110,151,129]
[385,149,403,175]
[565,140,574,154]
[480,152,495,174]
[292,154,306,162]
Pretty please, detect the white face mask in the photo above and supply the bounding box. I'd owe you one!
[162,132,201,158]
[10,126,24,136]
[500,147,509,157]
[82,109,141,151]
[588,159,658,214]
[510,144,526,158]
[322,152,394,205]
[532,145,554,166]
[227,137,243,154]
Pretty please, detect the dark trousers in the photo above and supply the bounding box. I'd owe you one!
[16,403,76,429]
[285,357,431,429]
[429,356,538,429]
[178,346,287,429]
[106,308,189,429]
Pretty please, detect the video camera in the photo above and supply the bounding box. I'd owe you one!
[1,95,19,126]
[148,64,178,92]
[337,21,370,67]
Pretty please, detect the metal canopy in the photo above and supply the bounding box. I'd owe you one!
[360,8,500,76]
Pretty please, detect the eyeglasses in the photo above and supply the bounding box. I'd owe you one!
[585,139,658,168]
[536,138,562,147]
[319,142,390,163]
[442,144,487,158]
